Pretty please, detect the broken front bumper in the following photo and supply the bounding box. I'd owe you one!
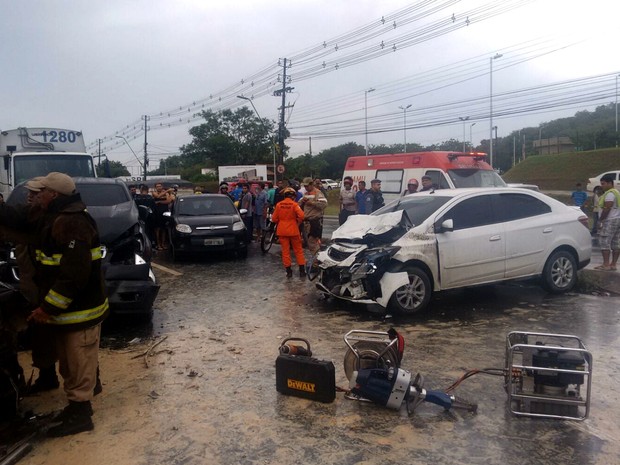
[316,246,408,308]
[102,259,160,316]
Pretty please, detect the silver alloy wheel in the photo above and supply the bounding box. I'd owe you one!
[394,273,426,311]
[550,255,574,289]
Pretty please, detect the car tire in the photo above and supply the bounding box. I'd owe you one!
[541,250,577,293]
[237,247,248,259]
[388,267,432,315]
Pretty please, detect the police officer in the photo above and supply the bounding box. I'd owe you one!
[365,179,385,213]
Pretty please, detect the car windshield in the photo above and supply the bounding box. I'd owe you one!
[448,169,506,188]
[373,195,452,226]
[177,197,236,216]
[77,184,131,206]
[13,155,95,185]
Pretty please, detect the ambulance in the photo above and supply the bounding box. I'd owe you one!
[342,151,505,202]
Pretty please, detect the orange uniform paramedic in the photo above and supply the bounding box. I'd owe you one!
[272,188,306,278]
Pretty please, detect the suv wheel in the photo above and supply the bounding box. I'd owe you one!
[542,250,577,293]
[388,267,431,315]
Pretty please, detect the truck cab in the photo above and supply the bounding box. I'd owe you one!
[0,127,96,196]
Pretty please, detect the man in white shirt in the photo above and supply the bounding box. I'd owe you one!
[597,174,620,271]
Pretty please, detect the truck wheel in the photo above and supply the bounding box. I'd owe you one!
[388,267,431,315]
[542,250,577,293]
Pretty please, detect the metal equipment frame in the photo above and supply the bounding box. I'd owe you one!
[505,331,592,421]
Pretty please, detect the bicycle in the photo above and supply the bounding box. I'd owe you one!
[260,210,278,253]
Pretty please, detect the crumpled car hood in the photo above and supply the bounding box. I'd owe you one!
[332,210,412,245]
[87,202,138,244]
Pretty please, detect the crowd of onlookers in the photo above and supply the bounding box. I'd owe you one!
[128,182,177,250]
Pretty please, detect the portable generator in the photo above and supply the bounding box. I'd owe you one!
[505,331,592,420]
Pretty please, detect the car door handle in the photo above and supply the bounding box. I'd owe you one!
[489,235,501,241]
[543,227,553,233]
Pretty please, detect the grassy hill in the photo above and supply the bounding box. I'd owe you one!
[503,148,620,190]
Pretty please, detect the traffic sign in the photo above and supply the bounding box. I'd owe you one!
[277,164,286,174]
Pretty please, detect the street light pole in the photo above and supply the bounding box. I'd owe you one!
[365,88,375,156]
[115,135,144,178]
[398,104,412,152]
[489,53,502,168]
[237,96,277,183]
[470,122,476,151]
[616,74,620,147]
[459,116,470,152]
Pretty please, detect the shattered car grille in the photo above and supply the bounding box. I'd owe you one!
[328,247,354,261]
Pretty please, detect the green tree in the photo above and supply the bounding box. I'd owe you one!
[96,160,130,177]
[179,108,276,176]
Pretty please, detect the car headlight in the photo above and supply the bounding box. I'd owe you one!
[176,224,192,234]
[232,221,245,231]
[349,246,401,281]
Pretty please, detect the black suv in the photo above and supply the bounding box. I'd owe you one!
[3,177,160,320]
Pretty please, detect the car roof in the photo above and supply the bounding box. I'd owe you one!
[401,187,544,198]
[72,177,127,186]
[178,194,230,199]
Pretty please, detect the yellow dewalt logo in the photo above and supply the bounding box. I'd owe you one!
[287,378,316,393]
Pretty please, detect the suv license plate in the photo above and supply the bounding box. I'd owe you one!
[204,238,224,246]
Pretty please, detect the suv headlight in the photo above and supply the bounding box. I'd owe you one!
[176,224,192,234]
[232,221,245,231]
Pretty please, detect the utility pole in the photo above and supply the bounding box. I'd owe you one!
[97,139,102,169]
[273,58,294,180]
[309,136,312,156]
[142,115,149,180]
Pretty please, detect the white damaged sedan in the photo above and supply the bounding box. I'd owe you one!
[315,188,592,315]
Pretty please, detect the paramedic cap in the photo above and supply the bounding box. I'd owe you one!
[25,176,45,192]
[302,177,314,186]
[408,178,419,186]
[37,172,76,196]
[370,179,381,184]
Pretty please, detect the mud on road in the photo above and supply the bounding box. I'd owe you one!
[14,244,620,465]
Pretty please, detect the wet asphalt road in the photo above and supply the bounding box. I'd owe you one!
[96,236,620,465]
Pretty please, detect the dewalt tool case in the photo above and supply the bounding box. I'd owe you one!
[276,337,336,403]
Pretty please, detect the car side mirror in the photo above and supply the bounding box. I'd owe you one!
[163,211,171,217]
[435,218,454,233]
[239,208,248,215]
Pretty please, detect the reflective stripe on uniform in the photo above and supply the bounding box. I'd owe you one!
[44,289,73,310]
[47,299,109,325]
[36,247,104,266]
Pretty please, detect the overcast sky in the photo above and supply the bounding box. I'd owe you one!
[2,0,618,176]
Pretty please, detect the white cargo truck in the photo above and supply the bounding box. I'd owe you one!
[0,127,96,196]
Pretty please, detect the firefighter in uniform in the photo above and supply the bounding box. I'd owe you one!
[272,187,306,278]
[0,172,108,437]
